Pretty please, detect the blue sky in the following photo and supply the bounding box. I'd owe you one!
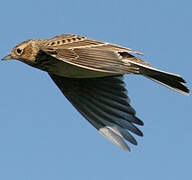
[0,0,191,179]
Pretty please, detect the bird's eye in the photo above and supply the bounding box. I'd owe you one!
[16,48,23,55]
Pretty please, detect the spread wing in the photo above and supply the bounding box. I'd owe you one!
[49,74,144,151]
[39,34,150,74]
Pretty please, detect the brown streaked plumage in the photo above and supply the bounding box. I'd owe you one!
[2,34,190,151]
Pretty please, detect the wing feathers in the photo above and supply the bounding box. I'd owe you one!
[66,93,131,151]
[77,91,142,136]
[99,127,131,152]
[48,34,143,55]
[71,94,136,149]
[49,74,143,151]
[41,46,140,74]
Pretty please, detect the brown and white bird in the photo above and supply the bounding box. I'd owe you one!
[2,34,189,151]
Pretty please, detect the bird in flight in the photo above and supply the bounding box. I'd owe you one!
[2,34,189,151]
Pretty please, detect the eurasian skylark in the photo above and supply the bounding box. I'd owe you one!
[2,34,189,151]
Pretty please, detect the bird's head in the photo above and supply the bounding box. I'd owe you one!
[2,40,40,63]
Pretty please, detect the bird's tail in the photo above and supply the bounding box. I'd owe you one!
[129,61,190,95]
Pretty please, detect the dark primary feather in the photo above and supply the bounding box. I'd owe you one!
[49,74,143,151]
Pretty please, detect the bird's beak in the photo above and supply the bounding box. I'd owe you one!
[2,54,12,61]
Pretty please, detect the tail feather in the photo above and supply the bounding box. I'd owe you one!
[129,61,190,95]
[144,71,189,95]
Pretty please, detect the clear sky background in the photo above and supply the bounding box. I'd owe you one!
[0,0,191,179]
